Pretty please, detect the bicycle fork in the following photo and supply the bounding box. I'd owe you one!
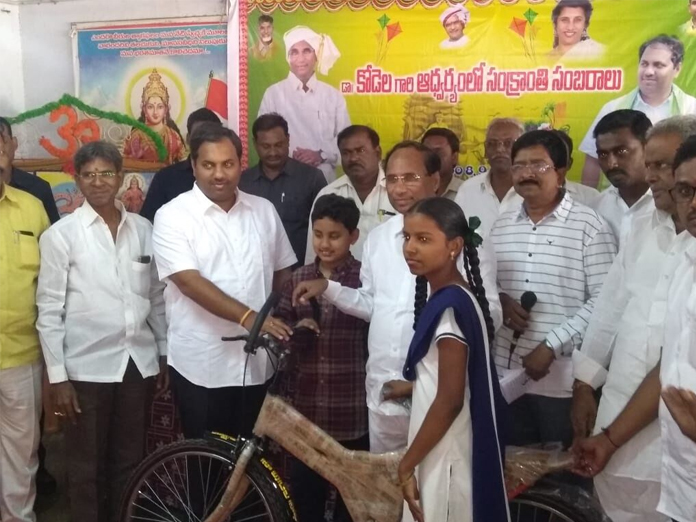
[202,440,257,522]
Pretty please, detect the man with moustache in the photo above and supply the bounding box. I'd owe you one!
[575,135,696,522]
[293,141,502,452]
[593,110,654,246]
[572,116,696,522]
[240,113,326,267]
[258,26,350,182]
[305,125,395,263]
[580,35,696,188]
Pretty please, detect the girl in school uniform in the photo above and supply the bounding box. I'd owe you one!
[397,197,509,522]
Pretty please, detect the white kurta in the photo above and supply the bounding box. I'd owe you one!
[403,305,473,522]
[258,73,351,183]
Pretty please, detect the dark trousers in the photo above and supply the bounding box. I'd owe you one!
[170,367,268,440]
[291,434,370,522]
[507,394,573,448]
[65,359,152,522]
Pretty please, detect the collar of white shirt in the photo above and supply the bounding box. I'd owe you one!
[287,72,318,92]
[515,189,572,224]
[633,89,673,112]
[78,199,128,228]
[191,183,252,215]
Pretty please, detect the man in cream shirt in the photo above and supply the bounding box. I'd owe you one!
[258,25,351,183]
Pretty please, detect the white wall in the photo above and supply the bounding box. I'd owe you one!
[0,3,26,116]
[19,0,227,110]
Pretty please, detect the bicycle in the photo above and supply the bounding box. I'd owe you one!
[119,292,606,522]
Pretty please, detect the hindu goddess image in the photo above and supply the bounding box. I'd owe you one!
[123,69,187,165]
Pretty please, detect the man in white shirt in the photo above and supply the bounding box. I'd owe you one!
[580,35,696,188]
[305,125,395,263]
[152,123,296,441]
[456,119,598,238]
[574,136,696,522]
[293,141,502,453]
[36,141,167,522]
[593,110,655,246]
[421,127,463,200]
[258,26,351,183]
[571,116,696,522]
[490,130,616,448]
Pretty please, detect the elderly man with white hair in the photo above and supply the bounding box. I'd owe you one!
[259,25,351,182]
[439,5,470,49]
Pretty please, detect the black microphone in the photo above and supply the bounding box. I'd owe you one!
[507,291,537,368]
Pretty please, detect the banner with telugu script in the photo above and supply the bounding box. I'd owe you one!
[234,0,696,181]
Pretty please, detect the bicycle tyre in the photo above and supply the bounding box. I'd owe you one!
[509,489,595,522]
[119,436,297,522]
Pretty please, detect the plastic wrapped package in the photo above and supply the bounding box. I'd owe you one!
[505,445,574,498]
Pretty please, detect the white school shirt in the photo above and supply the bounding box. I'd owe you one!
[593,187,654,247]
[490,192,617,398]
[455,172,601,239]
[304,167,395,264]
[152,185,297,388]
[573,208,679,482]
[656,233,696,522]
[323,213,502,416]
[259,73,351,183]
[36,201,166,384]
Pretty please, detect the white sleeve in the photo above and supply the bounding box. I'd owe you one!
[434,307,467,344]
[141,222,168,357]
[152,207,198,280]
[477,237,503,332]
[323,233,374,321]
[36,229,70,383]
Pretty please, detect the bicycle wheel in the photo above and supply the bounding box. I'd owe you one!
[119,436,296,522]
[509,490,595,522]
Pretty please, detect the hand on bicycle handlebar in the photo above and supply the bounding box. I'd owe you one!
[244,311,293,341]
[292,279,328,307]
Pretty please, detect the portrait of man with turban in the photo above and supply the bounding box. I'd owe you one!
[439,5,470,50]
[258,25,351,183]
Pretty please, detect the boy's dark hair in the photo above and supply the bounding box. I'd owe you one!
[252,113,289,140]
[593,109,653,143]
[190,123,243,162]
[186,108,221,135]
[311,194,360,232]
[74,141,123,173]
[639,35,684,67]
[421,127,461,153]
[384,141,441,176]
[511,130,569,169]
[673,135,696,173]
[0,117,12,137]
[337,125,380,148]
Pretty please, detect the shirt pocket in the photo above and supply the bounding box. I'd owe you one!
[131,260,151,297]
[18,233,40,269]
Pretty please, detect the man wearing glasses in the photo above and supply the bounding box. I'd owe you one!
[572,116,696,522]
[293,141,502,453]
[574,134,696,522]
[0,128,49,522]
[36,141,167,522]
[489,130,616,449]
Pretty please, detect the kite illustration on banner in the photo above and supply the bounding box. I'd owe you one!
[509,9,539,62]
[375,14,403,64]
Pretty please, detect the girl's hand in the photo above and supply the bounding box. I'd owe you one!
[401,473,424,522]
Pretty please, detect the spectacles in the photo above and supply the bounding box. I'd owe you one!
[75,171,118,180]
[485,139,516,150]
[385,173,423,186]
[510,162,555,175]
[670,183,696,204]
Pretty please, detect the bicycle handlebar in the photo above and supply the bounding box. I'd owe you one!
[243,292,280,354]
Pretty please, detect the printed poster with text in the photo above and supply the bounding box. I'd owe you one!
[237,0,696,181]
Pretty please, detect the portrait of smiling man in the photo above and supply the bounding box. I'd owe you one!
[439,5,470,50]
